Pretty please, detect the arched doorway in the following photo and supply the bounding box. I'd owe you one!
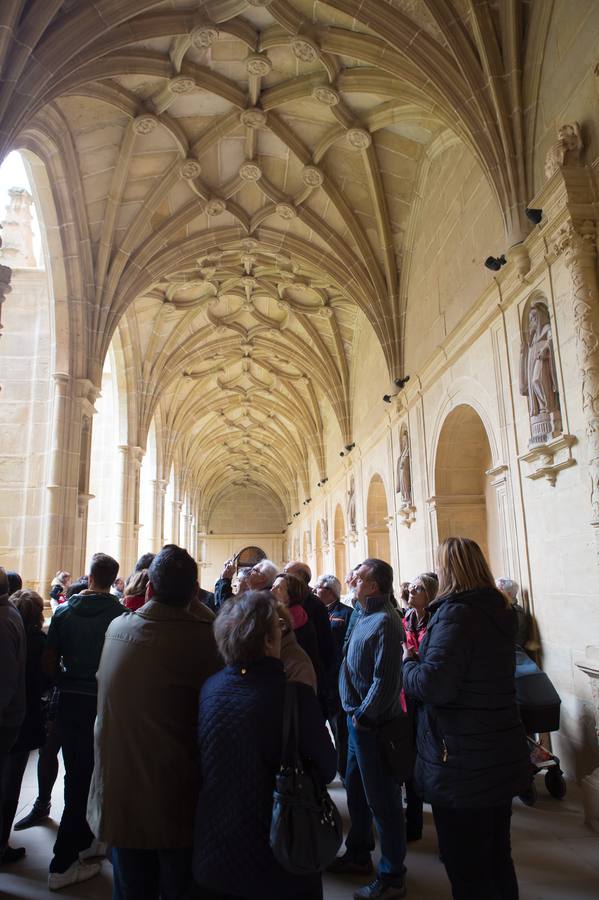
[366,474,391,562]
[315,519,323,578]
[434,404,501,573]
[333,504,347,582]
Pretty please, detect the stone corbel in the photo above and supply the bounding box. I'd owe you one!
[397,503,416,528]
[575,646,599,832]
[77,492,94,518]
[518,433,577,486]
[347,529,359,545]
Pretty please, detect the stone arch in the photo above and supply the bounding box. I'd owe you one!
[333,503,347,583]
[366,473,391,563]
[433,404,502,573]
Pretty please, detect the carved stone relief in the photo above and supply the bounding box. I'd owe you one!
[519,299,562,447]
[347,473,356,533]
[544,122,583,180]
[554,221,599,521]
[397,423,416,527]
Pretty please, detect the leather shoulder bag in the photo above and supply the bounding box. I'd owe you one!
[270,682,342,874]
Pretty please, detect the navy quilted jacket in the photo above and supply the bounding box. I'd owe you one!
[192,657,336,900]
[403,587,531,808]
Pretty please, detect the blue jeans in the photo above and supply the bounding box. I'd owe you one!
[112,847,193,900]
[345,716,407,882]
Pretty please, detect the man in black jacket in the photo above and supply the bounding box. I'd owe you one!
[44,553,124,890]
[315,574,352,780]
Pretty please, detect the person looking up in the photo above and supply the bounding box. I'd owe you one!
[248,559,279,590]
[122,569,149,612]
[315,574,352,782]
[402,572,438,843]
[272,573,321,682]
[0,568,26,868]
[1,590,47,864]
[284,561,335,676]
[496,577,531,651]
[44,552,123,890]
[192,591,336,900]
[331,558,407,900]
[88,544,221,900]
[403,538,530,900]
[6,571,22,596]
[50,572,71,612]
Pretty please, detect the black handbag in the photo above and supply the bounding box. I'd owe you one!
[376,711,415,781]
[270,682,342,874]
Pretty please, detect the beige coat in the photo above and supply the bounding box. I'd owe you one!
[87,599,220,848]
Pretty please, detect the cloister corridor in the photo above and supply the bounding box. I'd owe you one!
[1,1,599,897]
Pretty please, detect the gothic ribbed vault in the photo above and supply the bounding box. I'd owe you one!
[0,0,532,521]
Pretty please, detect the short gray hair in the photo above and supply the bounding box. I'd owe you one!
[214,590,277,664]
[316,574,341,599]
[253,559,279,587]
[496,577,519,601]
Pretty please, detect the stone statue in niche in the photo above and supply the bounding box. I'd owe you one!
[347,474,356,532]
[544,122,583,180]
[321,517,329,545]
[397,425,412,504]
[519,301,562,446]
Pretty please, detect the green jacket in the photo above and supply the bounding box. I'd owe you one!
[46,591,124,695]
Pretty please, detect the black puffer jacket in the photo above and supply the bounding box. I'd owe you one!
[402,587,531,808]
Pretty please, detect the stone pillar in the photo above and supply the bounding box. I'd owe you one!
[576,647,599,832]
[150,478,167,552]
[73,379,100,577]
[116,444,144,577]
[554,220,599,532]
[41,373,73,593]
[182,512,193,551]
[171,498,183,546]
[0,224,12,348]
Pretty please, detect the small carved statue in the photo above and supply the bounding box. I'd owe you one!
[397,425,412,504]
[347,474,356,532]
[544,122,583,180]
[519,301,562,445]
[321,517,329,545]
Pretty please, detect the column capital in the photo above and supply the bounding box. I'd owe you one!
[553,219,597,265]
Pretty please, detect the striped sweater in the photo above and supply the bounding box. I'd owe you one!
[339,594,405,726]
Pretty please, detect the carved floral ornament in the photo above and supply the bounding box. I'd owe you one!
[346,128,372,150]
[239,108,267,129]
[312,86,340,106]
[179,159,202,180]
[246,53,272,76]
[133,114,158,135]
[239,162,262,181]
[302,165,324,187]
[190,25,219,49]
[291,38,320,62]
[169,76,196,94]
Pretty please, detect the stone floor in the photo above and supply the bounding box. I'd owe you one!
[2,756,599,899]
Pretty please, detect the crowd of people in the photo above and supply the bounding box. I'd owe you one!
[0,537,533,900]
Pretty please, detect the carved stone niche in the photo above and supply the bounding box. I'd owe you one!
[518,294,576,484]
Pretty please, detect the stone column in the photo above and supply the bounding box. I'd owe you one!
[0,226,12,351]
[150,478,167,552]
[576,647,599,832]
[41,373,73,593]
[116,444,144,576]
[182,512,193,551]
[171,498,183,546]
[554,220,599,531]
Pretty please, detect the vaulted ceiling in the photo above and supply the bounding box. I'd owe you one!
[0,0,532,522]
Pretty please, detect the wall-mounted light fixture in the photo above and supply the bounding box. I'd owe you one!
[525,207,543,225]
[484,254,506,271]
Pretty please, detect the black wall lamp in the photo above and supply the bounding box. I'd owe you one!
[525,207,543,225]
[484,254,506,271]
[383,374,410,403]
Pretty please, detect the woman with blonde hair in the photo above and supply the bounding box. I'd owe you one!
[403,537,531,900]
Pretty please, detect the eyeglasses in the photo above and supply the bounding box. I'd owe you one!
[409,584,424,593]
